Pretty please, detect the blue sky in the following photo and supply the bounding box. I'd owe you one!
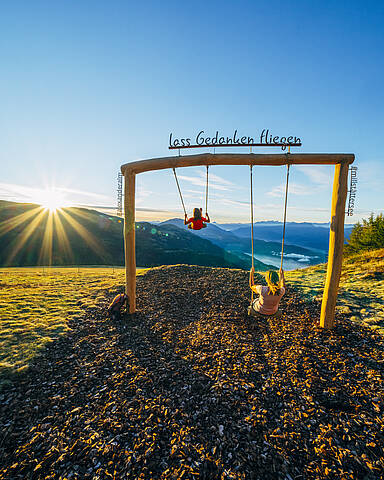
[1,0,383,223]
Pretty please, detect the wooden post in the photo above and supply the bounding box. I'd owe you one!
[320,162,349,329]
[124,172,136,313]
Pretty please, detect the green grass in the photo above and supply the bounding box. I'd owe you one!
[0,267,147,382]
[285,248,384,334]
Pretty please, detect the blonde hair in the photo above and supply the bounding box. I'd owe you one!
[265,270,280,295]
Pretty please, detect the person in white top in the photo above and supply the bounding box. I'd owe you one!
[248,268,286,316]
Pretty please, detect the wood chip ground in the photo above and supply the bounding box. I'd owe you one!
[1,266,384,479]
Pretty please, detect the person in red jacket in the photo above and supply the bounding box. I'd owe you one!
[184,207,210,230]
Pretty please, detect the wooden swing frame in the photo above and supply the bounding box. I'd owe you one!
[121,153,355,329]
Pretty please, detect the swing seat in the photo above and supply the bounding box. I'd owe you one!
[188,222,207,230]
[247,305,282,318]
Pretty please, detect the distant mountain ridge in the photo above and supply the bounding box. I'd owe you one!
[229,222,353,251]
[162,218,353,252]
[160,218,327,266]
[203,221,353,253]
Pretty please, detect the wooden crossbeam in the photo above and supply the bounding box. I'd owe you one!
[121,153,354,175]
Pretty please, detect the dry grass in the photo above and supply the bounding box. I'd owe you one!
[0,267,146,381]
[285,248,384,334]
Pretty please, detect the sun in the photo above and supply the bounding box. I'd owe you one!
[36,188,67,212]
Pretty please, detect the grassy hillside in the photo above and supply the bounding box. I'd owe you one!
[0,267,146,381]
[285,248,384,334]
[0,200,271,270]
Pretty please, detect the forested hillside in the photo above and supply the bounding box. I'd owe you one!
[344,213,384,255]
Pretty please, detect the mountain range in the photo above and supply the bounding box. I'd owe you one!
[223,221,354,251]
[160,218,327,267]
[0,200,356,270]
[0,201,270,270]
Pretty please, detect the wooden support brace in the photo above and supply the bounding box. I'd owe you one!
[124,172,136,313]
[320,162,349,328]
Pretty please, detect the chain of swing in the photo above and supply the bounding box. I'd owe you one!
[250,164,290,303]
[173,165,209,217]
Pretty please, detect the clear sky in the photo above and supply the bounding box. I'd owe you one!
[1,0,383,223]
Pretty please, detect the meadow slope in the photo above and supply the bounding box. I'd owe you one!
[0,267,145,379]
[285,248,384,335]
[1,265,383,479]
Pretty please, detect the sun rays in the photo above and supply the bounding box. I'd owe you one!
[0,202,109,267]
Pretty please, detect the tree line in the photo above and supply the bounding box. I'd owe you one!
[345,213,384,255]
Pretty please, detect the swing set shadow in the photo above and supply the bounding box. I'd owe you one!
[121,152,355,330]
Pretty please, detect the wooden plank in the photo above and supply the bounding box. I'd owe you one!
[320,162,350,328]
[123,173,136,313]
[121,153,354,175]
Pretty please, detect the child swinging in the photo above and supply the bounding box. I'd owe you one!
[173,166,211,231]
[184,208,210,230]
[248,268,285,317]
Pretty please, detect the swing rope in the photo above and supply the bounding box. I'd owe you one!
[250,165,255,303]
[173,168,187,216]
[205,166,209,215]
[280,164,290,272]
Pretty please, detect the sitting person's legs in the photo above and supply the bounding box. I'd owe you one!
[248,301,281,318]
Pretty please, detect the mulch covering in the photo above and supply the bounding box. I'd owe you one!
[1,265,384,480]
